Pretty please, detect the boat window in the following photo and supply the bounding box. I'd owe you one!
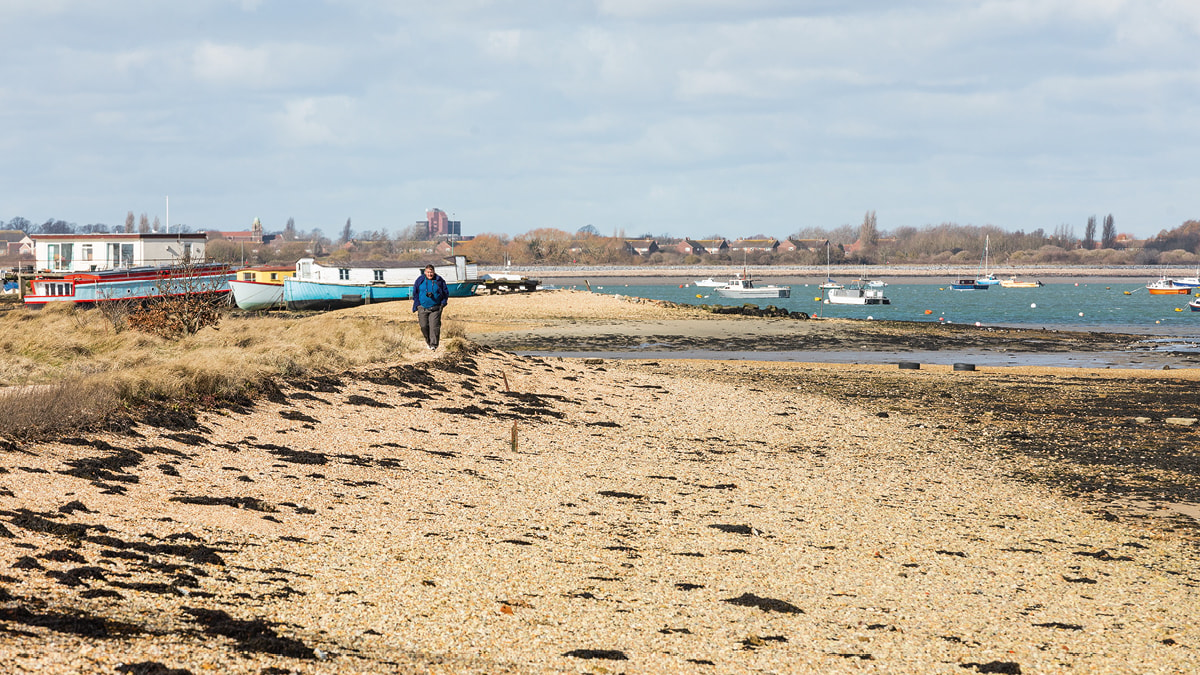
[373,270,384,282]
[269,272,278,280]
[242,272,254,281]
[339,268,350,281]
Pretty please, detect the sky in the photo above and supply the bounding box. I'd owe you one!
[1,0,1197,240]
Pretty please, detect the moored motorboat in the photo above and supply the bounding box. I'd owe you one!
[1146,277,1190,295]
[694,277,724,288]
[1190,297,1200,312]
[229,265,296,310]
[998,277,1043,288]
[713,273,790,299]
[825,280,890,305]
[950,278,989,290]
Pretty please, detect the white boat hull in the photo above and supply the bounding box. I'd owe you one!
[229,280,284,310]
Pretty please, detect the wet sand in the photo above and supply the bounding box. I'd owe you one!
[0,291,1197,673]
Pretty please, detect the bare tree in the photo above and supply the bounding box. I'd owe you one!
[284,217,296,241]
[1101,214,1117,249]
[138,213,150,233]
[859,210,879,246]
[152,216,161,233]
[1083,216,1097,250]
[339,218,352,244]
[124,211,135,234]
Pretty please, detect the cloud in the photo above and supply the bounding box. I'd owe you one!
[191,41,342,89]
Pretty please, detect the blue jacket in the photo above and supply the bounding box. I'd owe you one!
[413,273,449,311]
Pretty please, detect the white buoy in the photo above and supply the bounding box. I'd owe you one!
[975,321,981,326]
[1031,303,1037,308]
[1078,312,1084,317]
[867,316,874,320]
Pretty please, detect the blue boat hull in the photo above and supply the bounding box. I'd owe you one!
[283,278,477,311]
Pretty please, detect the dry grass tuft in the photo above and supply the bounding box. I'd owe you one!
[0,379,119,441]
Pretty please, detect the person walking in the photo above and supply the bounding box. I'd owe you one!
[412,264,449,350]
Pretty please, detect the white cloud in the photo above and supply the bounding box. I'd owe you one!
[191,41,342,89]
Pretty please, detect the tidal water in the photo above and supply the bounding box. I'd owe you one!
[573,280,1200,339]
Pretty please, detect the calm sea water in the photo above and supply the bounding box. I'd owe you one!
[565,280,1200,338]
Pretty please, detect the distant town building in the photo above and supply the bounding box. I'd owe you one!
[30,233,209,272]
[414,208,462,240]
[207,218,268,244]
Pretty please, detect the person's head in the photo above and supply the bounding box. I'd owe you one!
[424,265,435,278]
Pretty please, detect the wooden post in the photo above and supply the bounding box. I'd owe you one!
[502,371,510,392]
[511,421,518,452]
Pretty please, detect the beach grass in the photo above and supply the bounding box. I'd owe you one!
[0,302,468,439]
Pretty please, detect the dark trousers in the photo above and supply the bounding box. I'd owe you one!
[417,305,443,347]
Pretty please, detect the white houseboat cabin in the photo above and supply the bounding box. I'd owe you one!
[32,233,209,273]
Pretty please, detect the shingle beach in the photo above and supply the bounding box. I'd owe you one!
[0,290,1196,673]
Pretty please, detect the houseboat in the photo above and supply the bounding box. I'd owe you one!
[283,256,480,311]
[23,263,234,306]
[228,266,296,311]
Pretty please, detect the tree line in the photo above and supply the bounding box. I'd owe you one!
[4,213,1199,268]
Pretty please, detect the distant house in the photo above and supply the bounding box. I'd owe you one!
[1114,234,1141,250]
[625,239,660,256]
[670,239,706,256]
[31,233,210,272]
[692,238,729,255]
[728,238,779,253]
[783,238,829,253]
[0,231,34,257]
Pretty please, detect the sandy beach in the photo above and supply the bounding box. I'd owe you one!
[0,291,1197,673]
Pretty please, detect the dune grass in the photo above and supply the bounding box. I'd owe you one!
[0,303,464,440]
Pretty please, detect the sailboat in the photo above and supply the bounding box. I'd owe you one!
[975,235,999,285]
[819,242,843,290]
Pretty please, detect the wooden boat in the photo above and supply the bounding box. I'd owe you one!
[23,263,233,306]
[998,277,1043,288]
[825,280,890,305]
[714,273,790,299]
[228,265,296,310]
[283,255,479,311]
[1146,277,1189,295]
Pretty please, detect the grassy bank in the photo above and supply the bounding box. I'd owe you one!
[0,302,465,440]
